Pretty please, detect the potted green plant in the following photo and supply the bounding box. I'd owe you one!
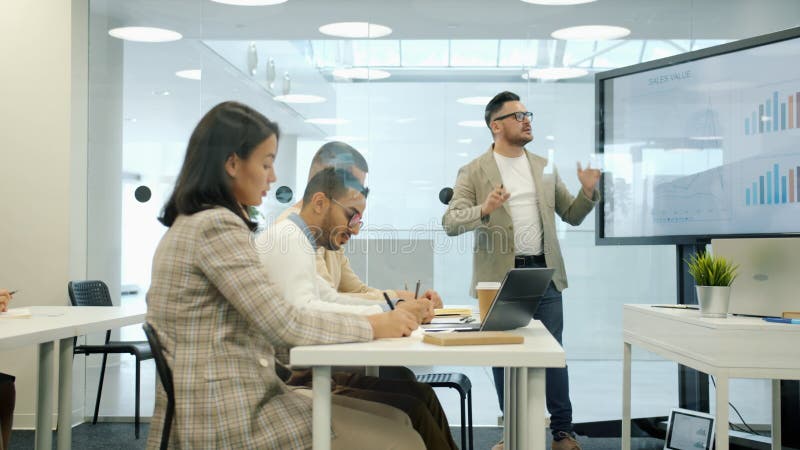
[685,251,739,318]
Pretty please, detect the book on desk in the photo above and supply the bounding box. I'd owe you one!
[422,331,523,346]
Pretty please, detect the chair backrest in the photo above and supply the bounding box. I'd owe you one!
[68,280,114,307]
[143,322,175,450]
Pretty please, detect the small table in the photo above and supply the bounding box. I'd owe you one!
[622,304,800,450]
[290,321,565,450]
[0,305,146,450]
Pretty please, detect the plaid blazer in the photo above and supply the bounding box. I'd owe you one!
[442,146,598,295]
[146,207,372,449]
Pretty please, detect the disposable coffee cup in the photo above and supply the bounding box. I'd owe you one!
[476,282,501,322]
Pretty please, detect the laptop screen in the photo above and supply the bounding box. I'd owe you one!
[479,268,554,331]
[422,268,553,332]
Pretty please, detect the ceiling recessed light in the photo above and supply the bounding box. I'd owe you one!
[305,118,350,125]
[108,26,182,43]
[458,120,487,128]
[318,22,392,38]
[332,68,391,80]
[457,152,469,157]
[546,135,556,141]
[210,0,288,5]
[456,96,493,106]
[175,69,202,80]
[273,94,326,104]
[551,25,630,40]
[522,67,588,80]
[521,0,596,4]
[325,135,367,142]
[457,138,473,144]
[153,90,171,96]
[689,136,723,141]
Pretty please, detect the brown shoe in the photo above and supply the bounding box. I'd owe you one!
[551,431,581,450]
[491,440,504,450]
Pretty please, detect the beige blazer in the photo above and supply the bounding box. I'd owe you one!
[146,207,372,449]
[442,147,598,296]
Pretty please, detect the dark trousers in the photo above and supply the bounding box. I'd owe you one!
[492,260,574,437]
[0,373,15,450]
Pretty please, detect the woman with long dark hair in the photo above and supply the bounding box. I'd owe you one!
[146,101,423,449]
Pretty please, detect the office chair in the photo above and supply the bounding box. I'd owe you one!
[142,322,174,450]
[68,280,153,439]
[416,372,473,450]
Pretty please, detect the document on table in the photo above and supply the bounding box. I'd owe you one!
[430,317,473,324]
[0,308,32,319]
[434,308,473,317]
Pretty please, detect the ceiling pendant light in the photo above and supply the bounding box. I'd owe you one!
[551,25,631,40]
[175,69,201,80]
[108,26,182,42]
[318,22,392,38]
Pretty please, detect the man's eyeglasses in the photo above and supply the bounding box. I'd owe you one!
[330,198,364,229]
[492,111,533,123]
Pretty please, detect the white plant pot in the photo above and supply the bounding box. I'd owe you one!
[696,285,731,318]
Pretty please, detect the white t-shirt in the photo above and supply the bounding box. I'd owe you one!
[493,151,543,256]
[255,214,384,315]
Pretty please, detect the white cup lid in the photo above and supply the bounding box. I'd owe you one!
[476,281,501,290]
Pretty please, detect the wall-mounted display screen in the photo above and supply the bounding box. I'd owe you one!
[596,27,800,244]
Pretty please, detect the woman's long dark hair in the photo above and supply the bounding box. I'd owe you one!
[158,101,280,231]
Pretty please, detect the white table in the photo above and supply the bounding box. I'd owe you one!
[0,305,146,450]
[622,304,800,450]
[290,321,565,450]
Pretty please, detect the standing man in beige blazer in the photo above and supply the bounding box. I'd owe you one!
[442,91,600,450]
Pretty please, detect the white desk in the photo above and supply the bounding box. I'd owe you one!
[0,305,146,450]
[622,304,800,450]
[290,321,565,450]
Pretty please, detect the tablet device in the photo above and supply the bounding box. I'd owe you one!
[664,408,715,450]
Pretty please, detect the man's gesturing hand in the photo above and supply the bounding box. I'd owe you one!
[481,184,510,217]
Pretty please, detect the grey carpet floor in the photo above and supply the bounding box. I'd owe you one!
[8,423,666,450]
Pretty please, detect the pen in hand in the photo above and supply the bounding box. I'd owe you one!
[8,290,18,296]
[383,292,395,311]
[414,280,421,299]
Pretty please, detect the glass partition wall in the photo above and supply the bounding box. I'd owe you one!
[85,0,797,430]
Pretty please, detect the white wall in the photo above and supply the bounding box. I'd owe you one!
[0,0,88,428]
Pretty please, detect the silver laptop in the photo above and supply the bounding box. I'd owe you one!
[423,268,554,332]
[712,238,800,317]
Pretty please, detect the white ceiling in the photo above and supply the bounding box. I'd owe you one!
[94,0,800,152]
[96,0,800,40]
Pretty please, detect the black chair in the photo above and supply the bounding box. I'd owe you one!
[416,372,473,450]
[68,280,153,439]
[142,322,174,450]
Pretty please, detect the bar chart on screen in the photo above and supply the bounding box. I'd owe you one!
[744,89,799,135]
[744,161,800,206]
